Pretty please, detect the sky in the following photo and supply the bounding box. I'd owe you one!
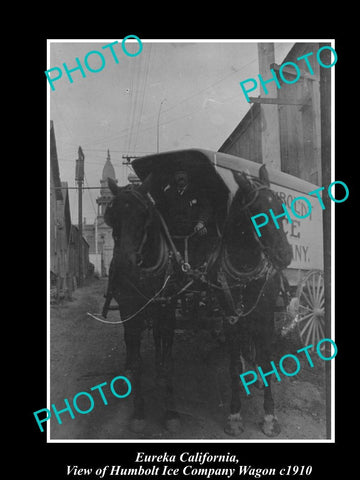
[48,39,294,224]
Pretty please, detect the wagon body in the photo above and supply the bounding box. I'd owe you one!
[132,149,325,346]
[132,148,324,286]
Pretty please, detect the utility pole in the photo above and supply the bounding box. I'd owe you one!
[122,154,140,164]
[257,43,282,170]
[122,154,141,184]
[75,146,85,287]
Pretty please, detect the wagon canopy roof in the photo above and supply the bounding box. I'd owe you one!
[132,148,320,197]
[132,149,229,196]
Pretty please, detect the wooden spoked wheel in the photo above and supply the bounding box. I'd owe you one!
[295,270,325,348]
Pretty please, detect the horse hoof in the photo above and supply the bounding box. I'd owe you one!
[165,412,181,433]
[260,414,281,437]
[130,417,146,433]
[224,412,244,436]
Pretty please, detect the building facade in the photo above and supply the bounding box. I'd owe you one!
[218,42,332,285]
[219,42,324,185]
[50,121,90,299]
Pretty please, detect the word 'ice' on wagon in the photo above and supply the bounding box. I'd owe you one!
[239,45,337,102]
[240,338,337,395]
[33,375,131,432]
[45,36,143,91]
[251,180,349,238]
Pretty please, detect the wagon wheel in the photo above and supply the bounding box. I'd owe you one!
[295,270,325,349]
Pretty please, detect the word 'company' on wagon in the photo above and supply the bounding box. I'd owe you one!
[251,180,349,238]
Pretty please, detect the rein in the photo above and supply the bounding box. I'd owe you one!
[128,189,179,262]
[127,189,154,265]
[92,179,282,326]
[220,182,276,281]
[87,274,172,325]
[129,189,197,273]
[218,180,280,322]
[96,187,196,324]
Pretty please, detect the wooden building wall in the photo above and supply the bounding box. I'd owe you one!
[219,103,262,164]
[50,121,90,299]
[277,43,322,184]
[68,225,90,285]
[219,42,323,185]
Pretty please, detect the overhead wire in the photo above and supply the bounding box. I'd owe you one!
[74,53,258,151]
[132,43,152,155]
[84,172,98,217]
[127,43,152,155]
[55,48,260,161]
[125,55,135,155]
[126,43,143,155]
[127,50,140,154]
[160,57,258,117]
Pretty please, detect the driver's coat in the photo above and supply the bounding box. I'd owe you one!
[159,184,212,236]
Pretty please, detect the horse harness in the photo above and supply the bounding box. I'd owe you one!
[216,180,284,324]
[104,183,285,324]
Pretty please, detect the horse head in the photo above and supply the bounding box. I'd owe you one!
[104,175,156,279]
[229,165,292,271]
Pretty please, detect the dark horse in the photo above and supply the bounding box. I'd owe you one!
[103,165,292,436]
[219,165,292,436]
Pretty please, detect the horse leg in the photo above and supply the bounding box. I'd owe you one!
[123,320,146,433]
[153,304,180,432]
[224,320,244,436]
[255,333,281,437]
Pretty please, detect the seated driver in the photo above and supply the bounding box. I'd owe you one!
[160,167,213,267]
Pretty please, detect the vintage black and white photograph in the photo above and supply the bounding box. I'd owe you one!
[46,39,335,442]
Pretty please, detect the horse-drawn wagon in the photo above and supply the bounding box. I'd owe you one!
[99,148,325,436]
[131,148,325,348]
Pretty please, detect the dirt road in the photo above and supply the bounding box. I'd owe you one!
[49,277,327,440]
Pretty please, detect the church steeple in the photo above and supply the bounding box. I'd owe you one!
[97,150,118,216]
[100,150,117,195]
[102,149,116,180]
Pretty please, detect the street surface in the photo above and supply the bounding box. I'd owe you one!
[49,277,327,440]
